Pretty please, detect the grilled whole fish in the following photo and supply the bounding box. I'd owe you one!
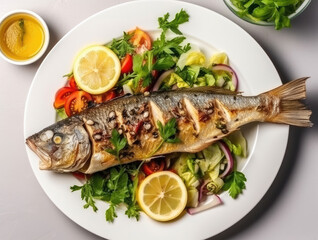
[26,78,312,174]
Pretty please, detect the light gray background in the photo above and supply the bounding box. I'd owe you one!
[0,0,317,239]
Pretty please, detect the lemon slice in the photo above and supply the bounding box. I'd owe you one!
[137,171,187,222]
[73,45,121,94]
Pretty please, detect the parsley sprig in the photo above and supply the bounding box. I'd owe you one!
[158,118,180,144]
[132,51,154,88]
[152,9,191,70]
[70,178,98,212]
[107,32,135,58]
[158,9,189,35]
[105,129,128,160]
[71,164,141,223]
[115,9,191,90]
[222,171,247,199]
[146,118,180,158]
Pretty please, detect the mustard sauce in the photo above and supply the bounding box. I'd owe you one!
[0,13,44,61]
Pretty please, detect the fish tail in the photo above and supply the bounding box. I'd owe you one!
[266,77,313,127]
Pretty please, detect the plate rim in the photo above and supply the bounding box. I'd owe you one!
[23,1,289,239]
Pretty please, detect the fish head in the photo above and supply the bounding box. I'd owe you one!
[26,118,91,172]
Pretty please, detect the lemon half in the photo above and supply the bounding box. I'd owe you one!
[73,45,121,94]
[137,171,188,222]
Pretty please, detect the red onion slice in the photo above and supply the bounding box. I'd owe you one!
[198,179,209,203]
[187,194,222,215]
[152,69,174,91]
[218,141,234,178]
[212,64,239,91]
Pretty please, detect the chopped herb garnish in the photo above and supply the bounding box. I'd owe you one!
[105,129,128,160]
[18,19,25,45]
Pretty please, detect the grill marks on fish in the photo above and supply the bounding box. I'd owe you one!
[26,78,312,174]
[81,93,226,173]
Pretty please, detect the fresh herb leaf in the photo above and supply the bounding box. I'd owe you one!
[152,55,175,70]
[229,0,303,30]
[71,164,141,223]
[55,108,68,121]
[153,36,189,57]
[109,169,130,205]
[116,72,137,87]
[222,171,247,199]
[70,174,104,212]
[131,51,154,88]
[151,9,191,72]
[158,9,190,35]
[125,204,140,220]
[105,204,117,222]
[105,129,128,160]
[107,32,135,58]
[158,118,180,144]
[63,72,73,78]
[18,18,25,45]
[175,65,200,87]
[104,166,140,222]
[146,118,180,158]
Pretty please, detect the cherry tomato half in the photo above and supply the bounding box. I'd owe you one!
[68,76,78,89]
[72,172,87,181]
[121,54,133,74]
[142,159,165,176]
[92,90,117,104]
[105,90,117,101]
[92,94,103,104]
[130,28,152,54]
[54,87,76,109]
[64,91,93,116]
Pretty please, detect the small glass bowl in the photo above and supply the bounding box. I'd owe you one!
[223,0,311,26]
[0,9,50,65]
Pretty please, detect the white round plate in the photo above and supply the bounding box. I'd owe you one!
[24,1,288,239]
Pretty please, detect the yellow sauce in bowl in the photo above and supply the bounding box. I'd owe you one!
[0,13,44,61]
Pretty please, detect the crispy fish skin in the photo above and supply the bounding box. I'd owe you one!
[26,78,312,174]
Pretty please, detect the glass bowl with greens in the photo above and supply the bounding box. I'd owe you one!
[224,0,311,30]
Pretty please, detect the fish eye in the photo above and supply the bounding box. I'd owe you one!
[53,134,63,144]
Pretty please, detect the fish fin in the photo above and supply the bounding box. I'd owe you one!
[267,77,313,127]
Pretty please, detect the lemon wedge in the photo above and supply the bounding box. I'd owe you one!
[137,171,187,222]
[73,45,121,94]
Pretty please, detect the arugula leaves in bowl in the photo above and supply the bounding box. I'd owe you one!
[224,0,311,30]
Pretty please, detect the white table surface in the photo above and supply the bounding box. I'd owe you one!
[1,0,317,239]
